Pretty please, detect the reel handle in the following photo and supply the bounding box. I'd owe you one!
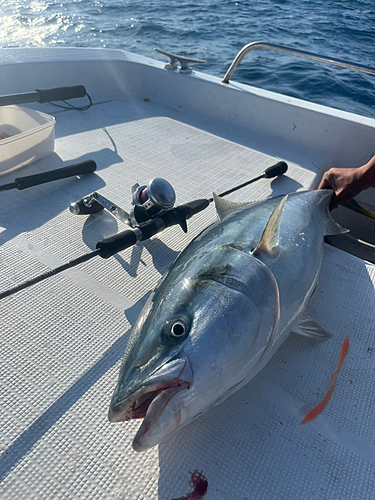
[69,197,104,215]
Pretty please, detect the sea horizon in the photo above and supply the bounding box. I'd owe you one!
[0,0,374,117]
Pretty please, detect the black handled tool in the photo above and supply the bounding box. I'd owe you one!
[0,160,288,299]
[0,86,87,107]
[0,160,97,193]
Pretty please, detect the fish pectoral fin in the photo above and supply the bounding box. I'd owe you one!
[252,195,288,258]
[293,311,332,340]
[213,192,252,219]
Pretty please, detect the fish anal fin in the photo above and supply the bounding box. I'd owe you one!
[293,311,332,340]
[253,195,288,258]
[213,192,252,219]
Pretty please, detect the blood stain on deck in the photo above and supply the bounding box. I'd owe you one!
[171,470,208,500]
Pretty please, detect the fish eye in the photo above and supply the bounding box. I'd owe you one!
[163,314,191,343]
[171,321,185,337]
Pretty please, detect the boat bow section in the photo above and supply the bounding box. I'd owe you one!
[0,46,374,499]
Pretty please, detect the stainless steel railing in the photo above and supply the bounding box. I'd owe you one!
[222,41,375,84]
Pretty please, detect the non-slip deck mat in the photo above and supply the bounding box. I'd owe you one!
[0,100,374,499]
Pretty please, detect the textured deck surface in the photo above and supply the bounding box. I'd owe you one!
[0,100,374,499]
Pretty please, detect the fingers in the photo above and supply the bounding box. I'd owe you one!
[317,175,333,190]
[318,170,339,210]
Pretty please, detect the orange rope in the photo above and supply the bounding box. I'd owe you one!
[300,336,349,425]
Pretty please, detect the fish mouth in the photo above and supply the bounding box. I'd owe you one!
[108,357,192,438]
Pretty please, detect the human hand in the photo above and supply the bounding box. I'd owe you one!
[318,168,364,209]
[318,158,375,210]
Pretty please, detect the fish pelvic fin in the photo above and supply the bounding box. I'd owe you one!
[213,192,252,219]
[324,201,349,236]
[252,195,288,258]
[293,311,332,340]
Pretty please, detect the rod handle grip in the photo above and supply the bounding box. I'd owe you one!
[36,85,87,103]
[263,161,288,178]
[96,199,210,259]
[14,160,97,190]
[96,230,138,259]
[180,198,210,217]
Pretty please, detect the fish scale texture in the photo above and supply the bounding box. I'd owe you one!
[0,100,374,499]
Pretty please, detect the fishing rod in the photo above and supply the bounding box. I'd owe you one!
[0,161,288,300]
[0,160,97,193]
[208,161,287,201]
[0,85,88,107]
[68,161,288,222]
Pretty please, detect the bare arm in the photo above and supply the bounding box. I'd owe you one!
[318,156,375,209]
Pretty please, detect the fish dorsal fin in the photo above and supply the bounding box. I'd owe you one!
[293,311,332,340]
[253,195,288,258]
[324,203,349,235]
[213,192,252,219]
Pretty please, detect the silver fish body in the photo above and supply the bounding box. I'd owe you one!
[108,190,342,451]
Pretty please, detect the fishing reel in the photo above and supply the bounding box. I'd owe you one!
[69,178,176,228]
[68,177,208,259]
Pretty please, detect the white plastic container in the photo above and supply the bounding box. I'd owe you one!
[0,105,55,176]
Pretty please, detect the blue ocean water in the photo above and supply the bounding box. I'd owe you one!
[0,0,374,117]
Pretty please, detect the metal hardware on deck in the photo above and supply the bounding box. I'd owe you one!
[154,48,206,74]
[222,41,375,84]
[92,192,132,224]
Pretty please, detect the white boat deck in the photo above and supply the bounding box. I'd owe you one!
[0,49,375,499]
